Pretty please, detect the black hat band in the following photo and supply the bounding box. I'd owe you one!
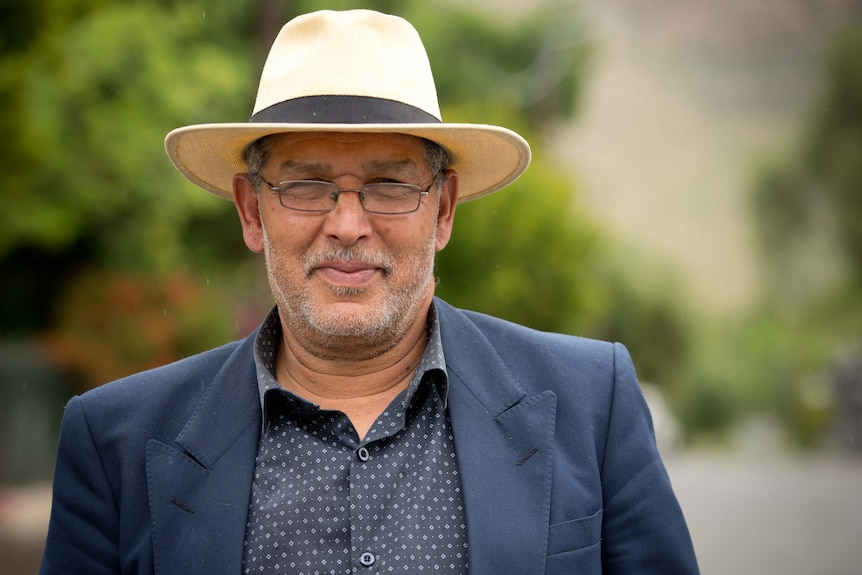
[250,95,441,124]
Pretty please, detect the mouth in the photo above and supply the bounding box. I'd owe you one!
[314,261,382,287]
[304,247,393,289]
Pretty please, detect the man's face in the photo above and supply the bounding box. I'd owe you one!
[233,132,457,354]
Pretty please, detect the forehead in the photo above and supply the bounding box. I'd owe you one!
[266,132,429,173]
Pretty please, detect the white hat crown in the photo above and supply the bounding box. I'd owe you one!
[253,10,442,121]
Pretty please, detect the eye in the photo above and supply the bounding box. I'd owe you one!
[365,182,418,201]
[281,180,332,199]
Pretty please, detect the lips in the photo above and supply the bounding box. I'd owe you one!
[303,246,393,287]
[315,261,381,287]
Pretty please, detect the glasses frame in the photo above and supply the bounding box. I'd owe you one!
[260,178,435,215]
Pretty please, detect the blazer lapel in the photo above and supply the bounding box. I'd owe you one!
[146,334,262,574]
[438,301,557,575]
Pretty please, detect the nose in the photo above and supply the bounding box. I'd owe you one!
[320,188,372,245]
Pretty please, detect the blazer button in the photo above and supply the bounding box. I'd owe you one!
[359,551,376,566]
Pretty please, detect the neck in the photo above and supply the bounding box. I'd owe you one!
[274,302,431,439]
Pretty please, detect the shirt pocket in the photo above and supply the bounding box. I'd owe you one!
[547,508,603,555]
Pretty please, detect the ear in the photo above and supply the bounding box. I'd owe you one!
[233,174,265,254]
[434,170,458,252]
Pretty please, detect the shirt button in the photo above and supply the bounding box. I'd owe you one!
[357,447,370,462]
[359,551,376,566]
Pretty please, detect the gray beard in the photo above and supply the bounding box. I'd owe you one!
[262,229,436,356]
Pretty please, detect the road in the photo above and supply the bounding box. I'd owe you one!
[667,452,862,575]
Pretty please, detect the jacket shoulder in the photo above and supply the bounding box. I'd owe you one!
[438,299,617,368]
[73,335,254,442]
[84,338,244,400]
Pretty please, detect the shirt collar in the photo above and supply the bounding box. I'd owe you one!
[252,302,449,418]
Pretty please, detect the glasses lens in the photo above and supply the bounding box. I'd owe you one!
[363,183,422,214]
[278,181,334,211]
[271,181,425,214]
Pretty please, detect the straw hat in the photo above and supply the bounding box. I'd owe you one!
[164,9,531,203]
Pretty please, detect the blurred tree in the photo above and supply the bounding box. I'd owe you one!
[0,1,254,268]
[435,153,601,335]
[0,0,690,394]
[806,27,862,274]
[735,24,862,446]
[0,0,257,335]
[752,26,862,301]
[42,268,234,392]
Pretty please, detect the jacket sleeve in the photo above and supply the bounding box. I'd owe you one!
[599,343,699,574]
[40,395,122,575]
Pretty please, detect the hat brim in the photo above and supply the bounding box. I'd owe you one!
[164,122,531,203]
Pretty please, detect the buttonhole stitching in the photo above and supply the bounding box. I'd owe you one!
[170,497,195,514]
[516,447,539,465]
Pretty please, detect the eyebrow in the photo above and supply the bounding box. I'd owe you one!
[276,160,326,175]
[277,158,422,177]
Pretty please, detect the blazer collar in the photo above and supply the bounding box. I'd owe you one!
[147,330,262,574]
[174,331,262,468]
[436,298,557,575]
[435,298,527,415]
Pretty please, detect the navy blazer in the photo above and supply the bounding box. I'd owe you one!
[40,299,699,574]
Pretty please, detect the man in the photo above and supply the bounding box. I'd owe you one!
[40,9,699,575]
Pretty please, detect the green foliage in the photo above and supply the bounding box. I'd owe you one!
[705,24,862,447]
[435,152,600,335]
[585,255,691,386]
[670,312,837,446]
[411,5,590,130]
[438,163,692,389]
[806,28,862,271]
[0,1,253,270]
[752,26,862,292]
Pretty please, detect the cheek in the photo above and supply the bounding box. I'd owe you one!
[261,210,320,253]
[389,225,433,257]
[396,223,440,272]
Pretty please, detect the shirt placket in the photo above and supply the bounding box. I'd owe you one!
[349,441,384,572]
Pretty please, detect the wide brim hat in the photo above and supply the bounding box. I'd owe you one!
[164,9,531,203]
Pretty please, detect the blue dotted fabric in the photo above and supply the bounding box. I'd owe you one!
[242,306,469,574]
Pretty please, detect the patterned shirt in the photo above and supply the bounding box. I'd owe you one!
[242,304,469,574]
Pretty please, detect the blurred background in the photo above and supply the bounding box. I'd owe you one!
[1,0,861,573]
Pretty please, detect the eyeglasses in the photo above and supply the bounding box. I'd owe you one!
[260,178,433,215]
